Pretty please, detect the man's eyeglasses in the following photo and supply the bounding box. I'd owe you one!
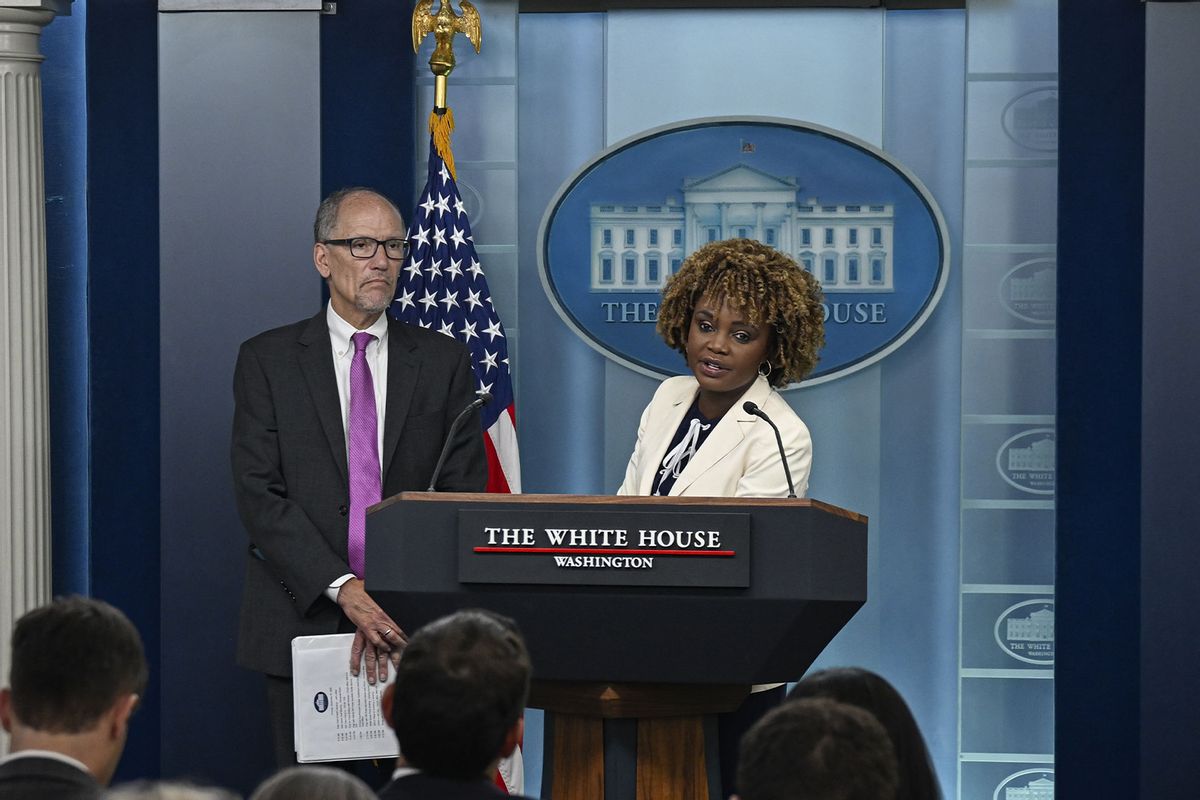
[321,237,410,261]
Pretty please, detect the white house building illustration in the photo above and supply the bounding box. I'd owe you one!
[588,164,894,294]
[1008,437,1055,472]
[1007,608,1055,642]
[1005,776,1054,800]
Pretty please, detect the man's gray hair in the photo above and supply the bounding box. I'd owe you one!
[313,187,404,242]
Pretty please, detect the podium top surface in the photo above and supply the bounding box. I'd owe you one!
[374,491,867,525]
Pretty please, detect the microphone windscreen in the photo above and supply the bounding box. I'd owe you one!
[477,391,493,405]
[743,401,760,414]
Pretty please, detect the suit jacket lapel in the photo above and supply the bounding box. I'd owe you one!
[298,311,348,486]
[670,376,772,496]
[382,317,419,485]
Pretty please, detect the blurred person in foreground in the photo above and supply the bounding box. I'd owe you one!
[250,765,374,800]
[734,697,899,800]
[378,610,533,800]
[0,596,147,800]
[104,780,239,800]
[788,667,942,800]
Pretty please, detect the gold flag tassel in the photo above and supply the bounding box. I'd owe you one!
[413,0,481,185]
[429,107,457,182]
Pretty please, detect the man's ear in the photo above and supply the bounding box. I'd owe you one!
[107,693,139,740]
[499,715,524,759]
[314,242,332,279]
[381,683,396,731]
[0,687,15,733]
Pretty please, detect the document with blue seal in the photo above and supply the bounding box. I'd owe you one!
[291,633,399,762]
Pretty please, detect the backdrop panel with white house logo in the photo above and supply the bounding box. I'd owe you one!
[961,1,1057,798]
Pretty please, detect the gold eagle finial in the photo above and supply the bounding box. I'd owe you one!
[412,1,482,110]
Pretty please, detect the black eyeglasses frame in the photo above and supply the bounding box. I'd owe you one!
[320,237,410,261]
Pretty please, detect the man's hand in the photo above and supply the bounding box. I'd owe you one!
[335,578,407,684]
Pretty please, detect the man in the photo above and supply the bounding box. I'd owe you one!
[231,187,487,767]
[379,610,533,800]
[734,697,900,800]
[0,596,148,799]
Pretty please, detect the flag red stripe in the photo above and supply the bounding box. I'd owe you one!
[483,432,512,494]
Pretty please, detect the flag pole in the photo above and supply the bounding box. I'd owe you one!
[412,0,482,178]
[406,6,525,793]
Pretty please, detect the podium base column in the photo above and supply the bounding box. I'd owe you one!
[636,714,718,800]
[543,712,720,800]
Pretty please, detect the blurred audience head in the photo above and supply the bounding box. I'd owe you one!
[1,595,147,785]
[735,697,899,800]
[788,667,941,800]
[104,781,239,800]
[250,765,375,800]
[383,609,531,780]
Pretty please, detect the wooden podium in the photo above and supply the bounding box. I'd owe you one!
[366,493,867,800]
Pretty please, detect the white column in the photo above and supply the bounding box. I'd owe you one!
[0,6,58,753]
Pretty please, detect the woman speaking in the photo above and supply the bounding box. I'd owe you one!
[615,237,826,797]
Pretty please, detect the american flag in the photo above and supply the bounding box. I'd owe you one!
[394,119,524,794]
[394,129,522,495]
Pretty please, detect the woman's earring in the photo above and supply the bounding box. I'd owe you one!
[759,360,772,377]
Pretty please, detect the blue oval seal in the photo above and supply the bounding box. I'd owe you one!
[537,117,950,386]
[996,428,1056,495]
[994,599,1055,665]
[313,692,329,713]
[993,768,1055,800]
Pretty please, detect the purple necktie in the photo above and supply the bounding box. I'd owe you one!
[347,331,381,579]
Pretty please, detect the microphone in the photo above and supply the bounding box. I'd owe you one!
[426,392,492,491]
[743,401,797,498]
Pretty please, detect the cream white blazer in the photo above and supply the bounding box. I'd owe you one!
[616,374,812,498]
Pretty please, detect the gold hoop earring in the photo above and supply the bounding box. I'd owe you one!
[758,360,772,377]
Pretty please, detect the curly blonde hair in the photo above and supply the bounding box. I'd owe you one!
[657,238,825,386]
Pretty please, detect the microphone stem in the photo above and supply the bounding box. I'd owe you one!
[769,421,797,499]
[426,398,485,491]
[746,402,797,498]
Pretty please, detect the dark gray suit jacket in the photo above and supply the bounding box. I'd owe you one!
[0,755,101,800]
[232,310,487,676]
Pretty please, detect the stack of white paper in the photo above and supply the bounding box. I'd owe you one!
[291,633,400,763]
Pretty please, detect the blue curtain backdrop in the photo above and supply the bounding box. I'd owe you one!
[42,0,163,782]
